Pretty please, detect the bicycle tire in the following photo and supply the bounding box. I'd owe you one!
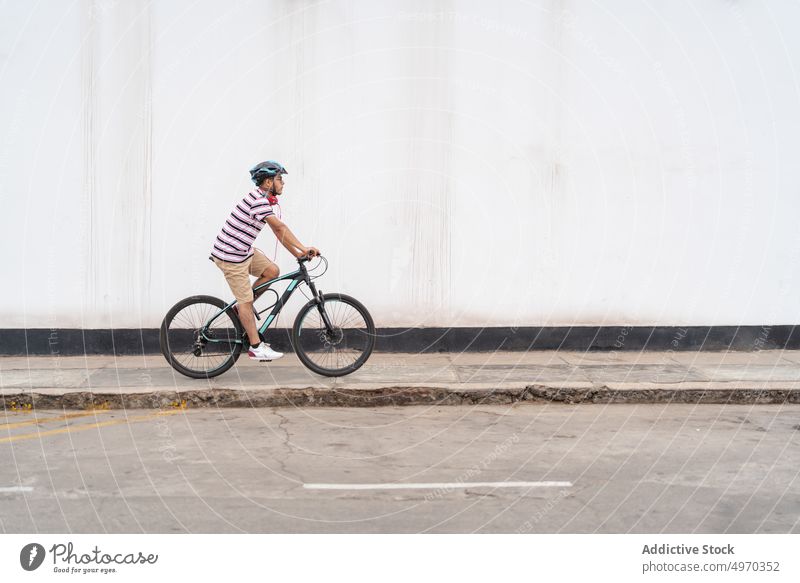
[160,295,244,379]
[291,293,375,377]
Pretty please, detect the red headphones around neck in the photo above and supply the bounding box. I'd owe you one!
[258,186,278,206]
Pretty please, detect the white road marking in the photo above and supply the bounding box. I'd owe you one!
[303,481,572,490]
[0,487,33,493]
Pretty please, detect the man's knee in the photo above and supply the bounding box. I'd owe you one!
[262,264,279,279]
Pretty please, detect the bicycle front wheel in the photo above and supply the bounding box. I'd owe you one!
[160,295,244,379]
[292,293,375,377]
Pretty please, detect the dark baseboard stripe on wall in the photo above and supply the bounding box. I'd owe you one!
[0,326,795,356]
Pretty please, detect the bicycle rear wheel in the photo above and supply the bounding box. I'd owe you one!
[160,295,243,379]
[292,293,375,377]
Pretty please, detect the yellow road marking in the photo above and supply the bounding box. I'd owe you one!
[0,410,184,444]
[0,410,111,430]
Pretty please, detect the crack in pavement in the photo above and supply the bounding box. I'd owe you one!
[270,409,305,491]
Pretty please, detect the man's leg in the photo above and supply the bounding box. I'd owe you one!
[239,253,283,359]
[249,250,280,302]
[238,300,260,346]
[213,257,261,346]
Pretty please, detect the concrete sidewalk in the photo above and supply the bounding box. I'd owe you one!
[2,350,800,409]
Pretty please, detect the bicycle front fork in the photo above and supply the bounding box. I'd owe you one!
[310,284,335,333]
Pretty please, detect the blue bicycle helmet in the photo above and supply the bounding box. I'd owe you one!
[249,160,288,185]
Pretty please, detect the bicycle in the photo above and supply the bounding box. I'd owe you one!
[159,254,375,378]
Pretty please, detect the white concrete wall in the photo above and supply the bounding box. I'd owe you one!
[2,0,800,328]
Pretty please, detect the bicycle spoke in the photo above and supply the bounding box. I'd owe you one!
[339,310,363,330]
[174,313,194,329]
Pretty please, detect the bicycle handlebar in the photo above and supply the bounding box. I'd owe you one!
[297,253,320,264]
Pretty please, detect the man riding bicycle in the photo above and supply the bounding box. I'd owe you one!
[209,160,320,362]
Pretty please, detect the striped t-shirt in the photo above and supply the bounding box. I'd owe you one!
[209,187,275,263]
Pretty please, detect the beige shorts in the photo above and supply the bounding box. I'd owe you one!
[211,249,275,304]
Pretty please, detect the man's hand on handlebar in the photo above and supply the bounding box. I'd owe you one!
[299,246,321,260]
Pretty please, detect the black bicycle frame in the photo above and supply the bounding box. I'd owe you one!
[202,259,329,345]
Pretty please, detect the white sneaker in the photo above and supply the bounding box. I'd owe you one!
[248,342,283,361]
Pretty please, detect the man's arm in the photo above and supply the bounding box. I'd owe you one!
[265,215,307,258]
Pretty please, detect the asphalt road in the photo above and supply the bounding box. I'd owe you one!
[1,404,798,533]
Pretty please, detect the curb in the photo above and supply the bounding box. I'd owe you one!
[2,386,800,410]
